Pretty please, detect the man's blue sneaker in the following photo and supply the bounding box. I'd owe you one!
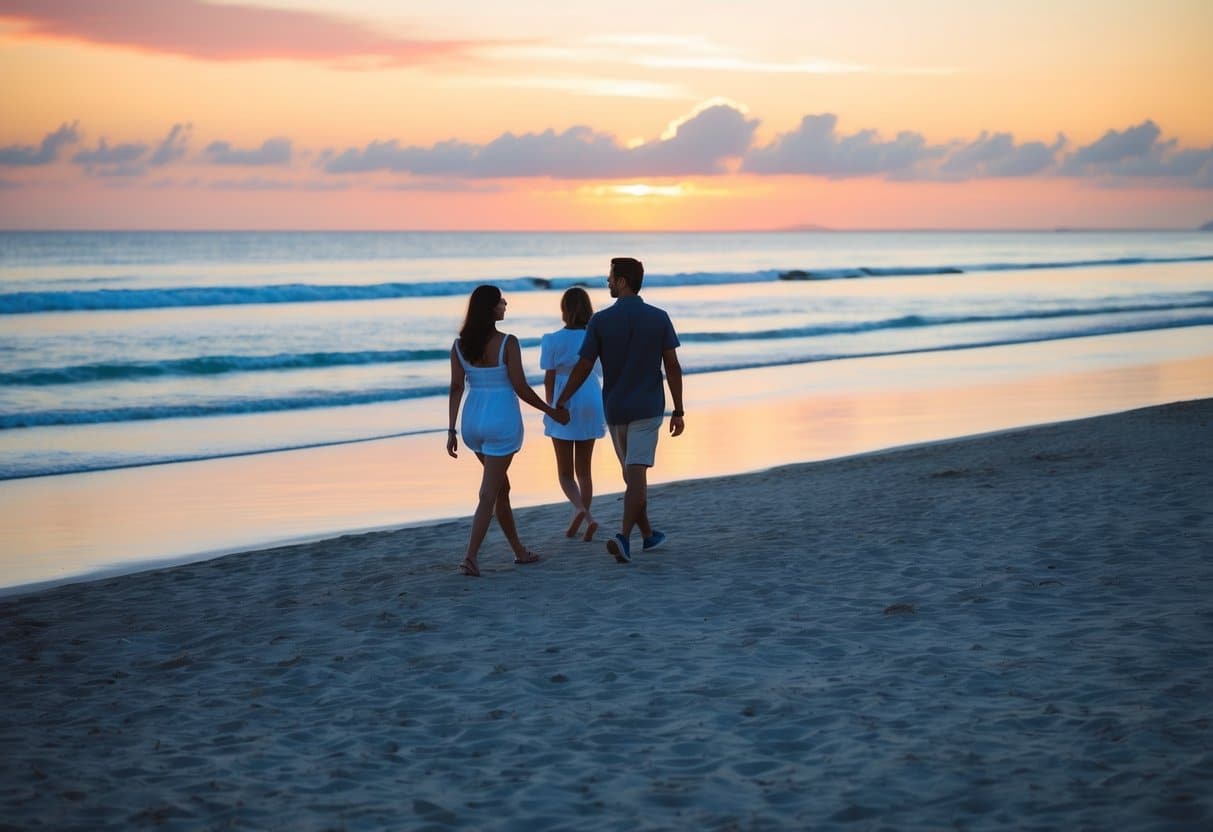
[606,533,631,563]
[642,531,666,551]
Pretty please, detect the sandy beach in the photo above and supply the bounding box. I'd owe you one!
[2,399,1211,830]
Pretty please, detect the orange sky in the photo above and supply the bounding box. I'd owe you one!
[2,0,1212,230]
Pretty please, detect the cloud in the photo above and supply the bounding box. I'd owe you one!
[10,110,1213,192]
[1055,120,1213,186]
[743,114,945,178]
[322,139,478,176]
[1196,162,1213,189]
[323,102,757,179]
[1061,121,1161,172]
[205,138,293,166]
[635,101,758,174]
[377,180,505,193]
[0,177,20,189]
[72,138,148,166]
[742,114,1211,187]
[0,0,470,66]
[67,127,186,177]
[0,122,79,166]
[938,132,1066,179]
[150,124,191,166]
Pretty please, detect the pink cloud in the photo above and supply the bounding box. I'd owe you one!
[0,0,470,65]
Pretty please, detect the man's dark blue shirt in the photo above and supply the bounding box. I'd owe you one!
[579,295,680,425]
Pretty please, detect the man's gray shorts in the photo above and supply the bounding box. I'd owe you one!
[608,415,663,467]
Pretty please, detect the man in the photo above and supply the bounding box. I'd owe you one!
[555,257,685,563]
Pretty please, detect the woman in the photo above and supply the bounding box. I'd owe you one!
[447,285,568,577]
[540,287,606,542]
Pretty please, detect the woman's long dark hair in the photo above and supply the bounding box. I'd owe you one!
[458,284,502,363]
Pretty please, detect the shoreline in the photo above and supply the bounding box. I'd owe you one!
[3,329,1213,595]
[2,399,1210,829]
[0,401,1188,600]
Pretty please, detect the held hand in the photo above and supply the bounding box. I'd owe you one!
[446,432,458,458]
[551,405,571,425]
[669,414,685,437]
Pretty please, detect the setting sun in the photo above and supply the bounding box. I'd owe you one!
[609,183,688,198]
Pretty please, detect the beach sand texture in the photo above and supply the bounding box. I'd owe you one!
[2,400,1211,830]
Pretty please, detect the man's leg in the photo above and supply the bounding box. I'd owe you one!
[610,418,661,555]
[621,463,648,540]
[606,423,635,562]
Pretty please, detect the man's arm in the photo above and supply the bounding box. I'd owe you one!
[663,347,684,436]
[555,357,594,409]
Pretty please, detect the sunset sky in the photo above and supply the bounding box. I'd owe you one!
[2,0,1212,230]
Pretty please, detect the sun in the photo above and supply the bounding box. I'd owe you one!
[603,183,688,198]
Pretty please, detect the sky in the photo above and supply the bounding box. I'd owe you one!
[1,0,1212,231]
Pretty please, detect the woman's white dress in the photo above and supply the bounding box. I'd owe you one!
[454,336,524,457]
[540,327,606,441]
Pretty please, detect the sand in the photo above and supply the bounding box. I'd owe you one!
[2,400,1211,830]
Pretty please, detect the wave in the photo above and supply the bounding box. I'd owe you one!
[3,253,1211,314]
[678,298,1213,344]
[0,348,457,386]
[5,314,1213,431]
[0,385,450,429]
[776,255,1213,280]
[5,297,1212,386]
[2,273,718,314]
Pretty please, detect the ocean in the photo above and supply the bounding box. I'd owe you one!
[2,230,1213,483]
[5,230,1213,592]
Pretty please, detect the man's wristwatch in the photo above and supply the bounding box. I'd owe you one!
[671,409,684,418]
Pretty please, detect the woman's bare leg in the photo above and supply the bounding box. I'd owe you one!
[464,452,514,569]
[491,466,536,561]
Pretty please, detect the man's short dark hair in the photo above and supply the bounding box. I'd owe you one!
[610,257,644,292]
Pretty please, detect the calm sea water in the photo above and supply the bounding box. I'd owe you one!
[2,230,1212,480]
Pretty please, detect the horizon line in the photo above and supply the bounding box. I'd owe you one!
[0,226,1208,234]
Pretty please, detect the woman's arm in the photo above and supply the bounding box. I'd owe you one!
[505,335,567,422]
[447,345,465,457]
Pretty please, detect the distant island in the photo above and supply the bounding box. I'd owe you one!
[1200,220,1213,232]
[775,223,833,232]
